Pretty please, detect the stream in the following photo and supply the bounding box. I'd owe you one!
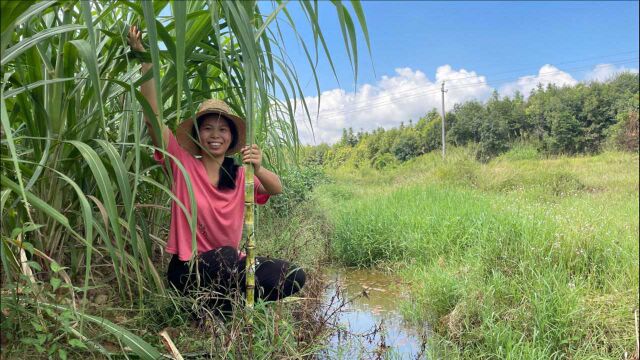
[320,268,428,359]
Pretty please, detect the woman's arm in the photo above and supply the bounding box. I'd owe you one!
[128,25,169,148]
[255,167,283,195]
[242,144,283,195]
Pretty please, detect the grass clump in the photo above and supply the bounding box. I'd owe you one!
[496,142,541,161]
[434,158,480,187]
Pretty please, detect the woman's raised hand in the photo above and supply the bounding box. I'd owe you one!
[127,25,145,52]
[242,144,262,172]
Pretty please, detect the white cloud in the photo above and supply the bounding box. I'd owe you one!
[293,62,638,145]
[499,64,577,97]
[294,66,492,144]
[584,63,638,83]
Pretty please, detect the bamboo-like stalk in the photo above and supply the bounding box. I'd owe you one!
[244,163,256,310]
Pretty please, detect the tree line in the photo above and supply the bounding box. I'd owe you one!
[303,72,639,168]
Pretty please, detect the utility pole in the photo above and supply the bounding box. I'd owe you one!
[441,81,447,160]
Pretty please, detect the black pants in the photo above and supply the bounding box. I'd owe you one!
[167,246,306,315]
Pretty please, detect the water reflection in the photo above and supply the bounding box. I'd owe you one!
[321,268,428,359]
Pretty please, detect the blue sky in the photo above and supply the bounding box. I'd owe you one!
[283,1,638,90]
[268,1,639,144]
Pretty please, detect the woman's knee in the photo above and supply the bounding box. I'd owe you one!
[167,255,190,292]
[256,261,306,300]
[287,266,306,293]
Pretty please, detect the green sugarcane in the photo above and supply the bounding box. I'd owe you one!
[244,162,256,310]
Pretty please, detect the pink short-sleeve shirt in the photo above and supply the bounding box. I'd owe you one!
[155,132,270,261]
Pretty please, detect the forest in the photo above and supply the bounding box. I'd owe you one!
[305,72,639,167]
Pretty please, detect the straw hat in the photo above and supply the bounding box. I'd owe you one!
[175,99,246,156]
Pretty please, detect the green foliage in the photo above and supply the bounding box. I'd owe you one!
[265,166,327,215]
[606,93,639,152]
[371,153,398,170]
[447,101,484,146]
[544,110,582,154]
[338,127,360,147]
[308,72,639,168]
[391,129,422,161]
[420,110,444,154]
[434,158,479,187]
[302,143,331,166]
[496,142,540,161]
[476,92,512,162]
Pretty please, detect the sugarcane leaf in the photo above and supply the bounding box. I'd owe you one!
[0,92,31,220]
[0,1,35,33]
[43,303,162,359]
[66,141,128,296]
[69,38,105,134]
[2,24,84,66]
[3,78,76,99]
[255,1,287,42]
[141,0,165,140]
[1,1,55,53]
[1,175,69,229]
[350,0,372,61]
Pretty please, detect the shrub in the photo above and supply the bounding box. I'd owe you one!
[265,166,327,215]
[391,132,422,161]
[540,171,586,196]
[608,110,639,152]
[371,153,398,170]
[496,142,541,161]
[435,159,479,187]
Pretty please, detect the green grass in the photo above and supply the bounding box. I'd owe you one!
[318,149,639,358]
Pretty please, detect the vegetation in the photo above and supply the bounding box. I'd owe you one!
[2,0,637,358]
[306,72,639,167]
[315,147,639,358]
[303,75,639,357]
[1,0,368,358]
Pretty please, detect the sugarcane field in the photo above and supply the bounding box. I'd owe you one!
[1,1,639,359]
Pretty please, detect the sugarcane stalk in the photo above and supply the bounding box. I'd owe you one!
[244,156,256,311]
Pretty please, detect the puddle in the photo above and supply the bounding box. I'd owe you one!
[320,268,428,359]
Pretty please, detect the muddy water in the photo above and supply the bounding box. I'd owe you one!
[321,268,428,359]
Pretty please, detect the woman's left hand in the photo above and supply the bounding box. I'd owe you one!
[242,144,262,172]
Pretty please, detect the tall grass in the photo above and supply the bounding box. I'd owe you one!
[1,0,369,357]
[319,150,639,358]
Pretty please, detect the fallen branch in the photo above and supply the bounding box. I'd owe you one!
[159,328,184,360]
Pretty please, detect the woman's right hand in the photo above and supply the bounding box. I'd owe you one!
[127,25,145,52]
[129,24,166,147]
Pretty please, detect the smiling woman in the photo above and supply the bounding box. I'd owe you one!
[132,46,301,316]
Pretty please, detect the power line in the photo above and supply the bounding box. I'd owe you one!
[306,57,638,122]
[299,52,638,117]
[302,52,638,118]
[443,50,639,84]
[310,57,638,119]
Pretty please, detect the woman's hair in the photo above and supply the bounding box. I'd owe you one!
[218,157,239,190]
[192,115,239,191]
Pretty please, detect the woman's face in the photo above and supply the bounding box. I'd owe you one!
[197,116,233,157]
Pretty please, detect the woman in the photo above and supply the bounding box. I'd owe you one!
[128,25,305,316]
